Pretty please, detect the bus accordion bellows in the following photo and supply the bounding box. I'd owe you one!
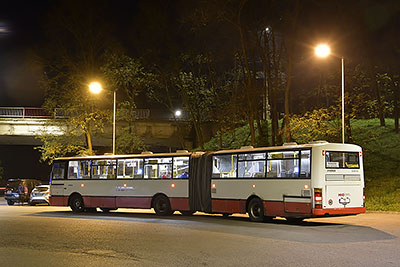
[49,142,365,222]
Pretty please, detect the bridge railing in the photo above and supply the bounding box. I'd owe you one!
[0,107,51,118]
[0,107,153,120]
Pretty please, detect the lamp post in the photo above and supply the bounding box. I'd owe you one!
[315,44,345,144]
[89,82,116,154]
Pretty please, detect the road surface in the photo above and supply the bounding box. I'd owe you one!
[0,198,399,266]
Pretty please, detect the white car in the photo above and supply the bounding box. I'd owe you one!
[29,185,50,205]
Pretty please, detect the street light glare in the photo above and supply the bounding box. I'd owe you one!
[175,110,182,117]
[315,44,331,58]
[89,82,103,94]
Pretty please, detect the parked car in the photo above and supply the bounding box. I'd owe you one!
[29,185,50,205]
[4,179,42,205]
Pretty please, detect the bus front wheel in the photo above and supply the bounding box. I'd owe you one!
[248,198,265,222]
[70,195,85,212]
[153,195,173,216]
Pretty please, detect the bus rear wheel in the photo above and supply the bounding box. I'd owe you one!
[70,195,85,213]
[153,195,173,216]
[248,198,265,222]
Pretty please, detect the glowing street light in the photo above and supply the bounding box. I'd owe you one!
[315,44,345,144]
[89,82,103,94]
[88,81,117,154]
[175,110,182,117]
[315,44,331,58]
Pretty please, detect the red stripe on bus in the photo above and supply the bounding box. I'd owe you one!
[51,195,189,211]
[212,199,313,216]
[313,207,366,216]
[49,196,68,206]
[284,202,312,214]
[84,196,116,209]
[116,197,151,209]
[211,199,246,213]
[170,198,190,211]
[264,201,285,216]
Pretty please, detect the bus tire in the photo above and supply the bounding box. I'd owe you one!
[153,195,172,216]
[69,194,85,213]
[248,198,265,222]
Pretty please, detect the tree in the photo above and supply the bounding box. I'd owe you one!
[290,107,341,144]
[175,56,215,149]
[35,0,120,162]
[101,52,149,154]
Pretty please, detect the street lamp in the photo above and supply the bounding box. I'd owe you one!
[88,81,117,154]
[315,44,345,144]
[175,110,182,118]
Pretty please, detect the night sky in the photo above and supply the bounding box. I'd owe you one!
[0,0,399,108]
[0,0,398,111]
[0,1,49,106]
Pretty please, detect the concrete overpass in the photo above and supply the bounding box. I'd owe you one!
[0,107,195,151]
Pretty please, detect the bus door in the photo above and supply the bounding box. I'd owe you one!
[324,151,364,209]
[50,161,67,206]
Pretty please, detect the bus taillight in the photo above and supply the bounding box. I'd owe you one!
[314,188,322,209]
[363,189,365,207]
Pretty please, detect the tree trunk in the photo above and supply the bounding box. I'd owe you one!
[85,130,93,155]
[282,0,300,143]
[345,114,353,143]
[218,131,223,149]
[370,66,385,126]
[393,78,399,134]
[247,113,256,146]
[193,119,204,150]
[256,116,263,144]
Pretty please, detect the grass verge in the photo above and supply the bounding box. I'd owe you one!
[365,176,400,212]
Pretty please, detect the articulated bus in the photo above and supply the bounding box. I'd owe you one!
[49,142,365,222]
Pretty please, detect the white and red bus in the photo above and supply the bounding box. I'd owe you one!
[49,142,365,222]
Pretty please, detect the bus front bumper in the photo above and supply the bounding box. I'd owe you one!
[313,207,366,216]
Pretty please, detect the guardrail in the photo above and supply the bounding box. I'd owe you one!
[0,107,50,118]
[0,107,152,120]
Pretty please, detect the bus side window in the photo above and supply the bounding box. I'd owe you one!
[78,160,90,179]
[91,160,116,179]
[173,157,189,178]
[144,158,172,179]
[52,162,65,180]
[212,155,237,178]
[267,151,300,178]
[238,153,266,178]
[300,150,311,178]
[68,161,79,179]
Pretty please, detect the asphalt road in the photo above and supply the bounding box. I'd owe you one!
[0,198,399,267]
